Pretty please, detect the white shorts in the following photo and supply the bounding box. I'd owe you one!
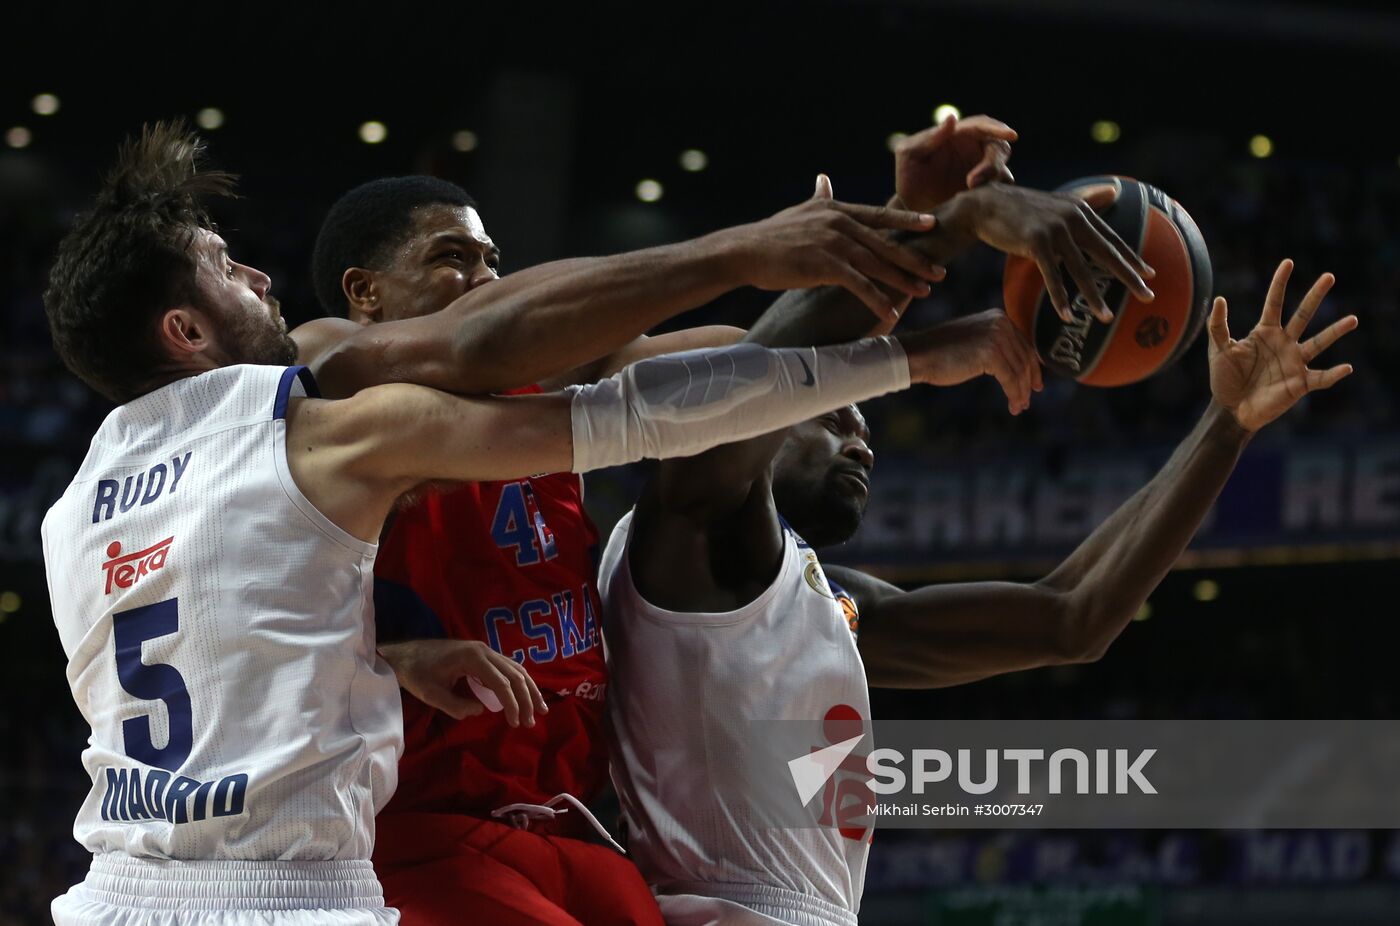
[52,854,399,926]
[656,884,857,926]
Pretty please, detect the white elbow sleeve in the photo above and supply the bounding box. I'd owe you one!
[567,336,910,473]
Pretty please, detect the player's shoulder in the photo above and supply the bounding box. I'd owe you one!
[280,382,386,470]
[291,316,361,367]
[283,381,394,446]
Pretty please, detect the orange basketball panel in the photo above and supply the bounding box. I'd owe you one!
[1003,253,1046,342]
[1079,206,1193,387]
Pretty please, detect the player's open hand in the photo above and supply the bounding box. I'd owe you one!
[723,175,947,323]
[1209,260,1357,432]
[900,308,1043,415]
[378,639,549,728]
[894,113,1018,212]
[956,183,1156,325]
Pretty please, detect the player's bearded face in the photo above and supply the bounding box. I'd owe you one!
[771,410,874,549]
[194,231,297,366]
[213,292,297,366]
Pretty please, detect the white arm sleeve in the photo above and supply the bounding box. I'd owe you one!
[567,336,910,473]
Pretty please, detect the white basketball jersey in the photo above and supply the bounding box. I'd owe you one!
[41,364,402,863]
[600,509,873,923]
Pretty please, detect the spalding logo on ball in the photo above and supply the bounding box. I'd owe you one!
[1003,176,1212,386]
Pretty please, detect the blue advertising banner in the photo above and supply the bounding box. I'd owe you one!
[828,436,1400,572]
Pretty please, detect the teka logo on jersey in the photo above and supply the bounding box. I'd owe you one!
[103,537,174,595]
[787,706,874,843]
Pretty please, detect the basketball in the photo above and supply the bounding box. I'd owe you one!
[1003,176,1213,387]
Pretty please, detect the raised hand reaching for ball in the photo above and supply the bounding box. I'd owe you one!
[894,113,1019,212]
[1209,259,1357,432]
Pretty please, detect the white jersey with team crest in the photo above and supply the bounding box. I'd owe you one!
[41,364,402,871]
[601,509,872,926]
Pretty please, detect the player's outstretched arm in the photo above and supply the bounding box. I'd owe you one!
[289,334,991,540]
[839,402,1262,688]
[845,260,1357,689]
[298,191,943,399]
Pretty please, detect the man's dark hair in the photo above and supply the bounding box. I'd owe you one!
[44,121,237,403]
[311,176,476,316]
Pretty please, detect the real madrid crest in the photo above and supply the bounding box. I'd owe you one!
[803,558,836,600]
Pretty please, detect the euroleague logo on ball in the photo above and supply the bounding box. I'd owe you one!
[1135,316,1170,349]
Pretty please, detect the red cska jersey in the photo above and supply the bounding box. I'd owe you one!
[372,389,608,836]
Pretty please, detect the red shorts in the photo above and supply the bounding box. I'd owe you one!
[374,812,663,926]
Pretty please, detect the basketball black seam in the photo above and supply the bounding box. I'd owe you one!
[1157,211,1191,363]
[1163,204,1213,369]
[1077,181,1145,380]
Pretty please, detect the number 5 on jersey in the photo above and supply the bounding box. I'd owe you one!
[113,598,193,771]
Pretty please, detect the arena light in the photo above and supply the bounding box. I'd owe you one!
[0,591,20,614]
[1091,120,1120,144]
[679,148,708,172]
[452,130,479,152]
[5,126,32,149]
[932,103,960,124]
[196,107,225,130]
[886,132,907,153]
[1133,601,1152,622]
[359,121,388,145]
[31,93,60,116]
[635,179,663,203]
[1193,579,1220,602]
[1249,134,1273,159]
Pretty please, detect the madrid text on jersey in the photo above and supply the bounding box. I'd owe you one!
[99,764,250,825]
